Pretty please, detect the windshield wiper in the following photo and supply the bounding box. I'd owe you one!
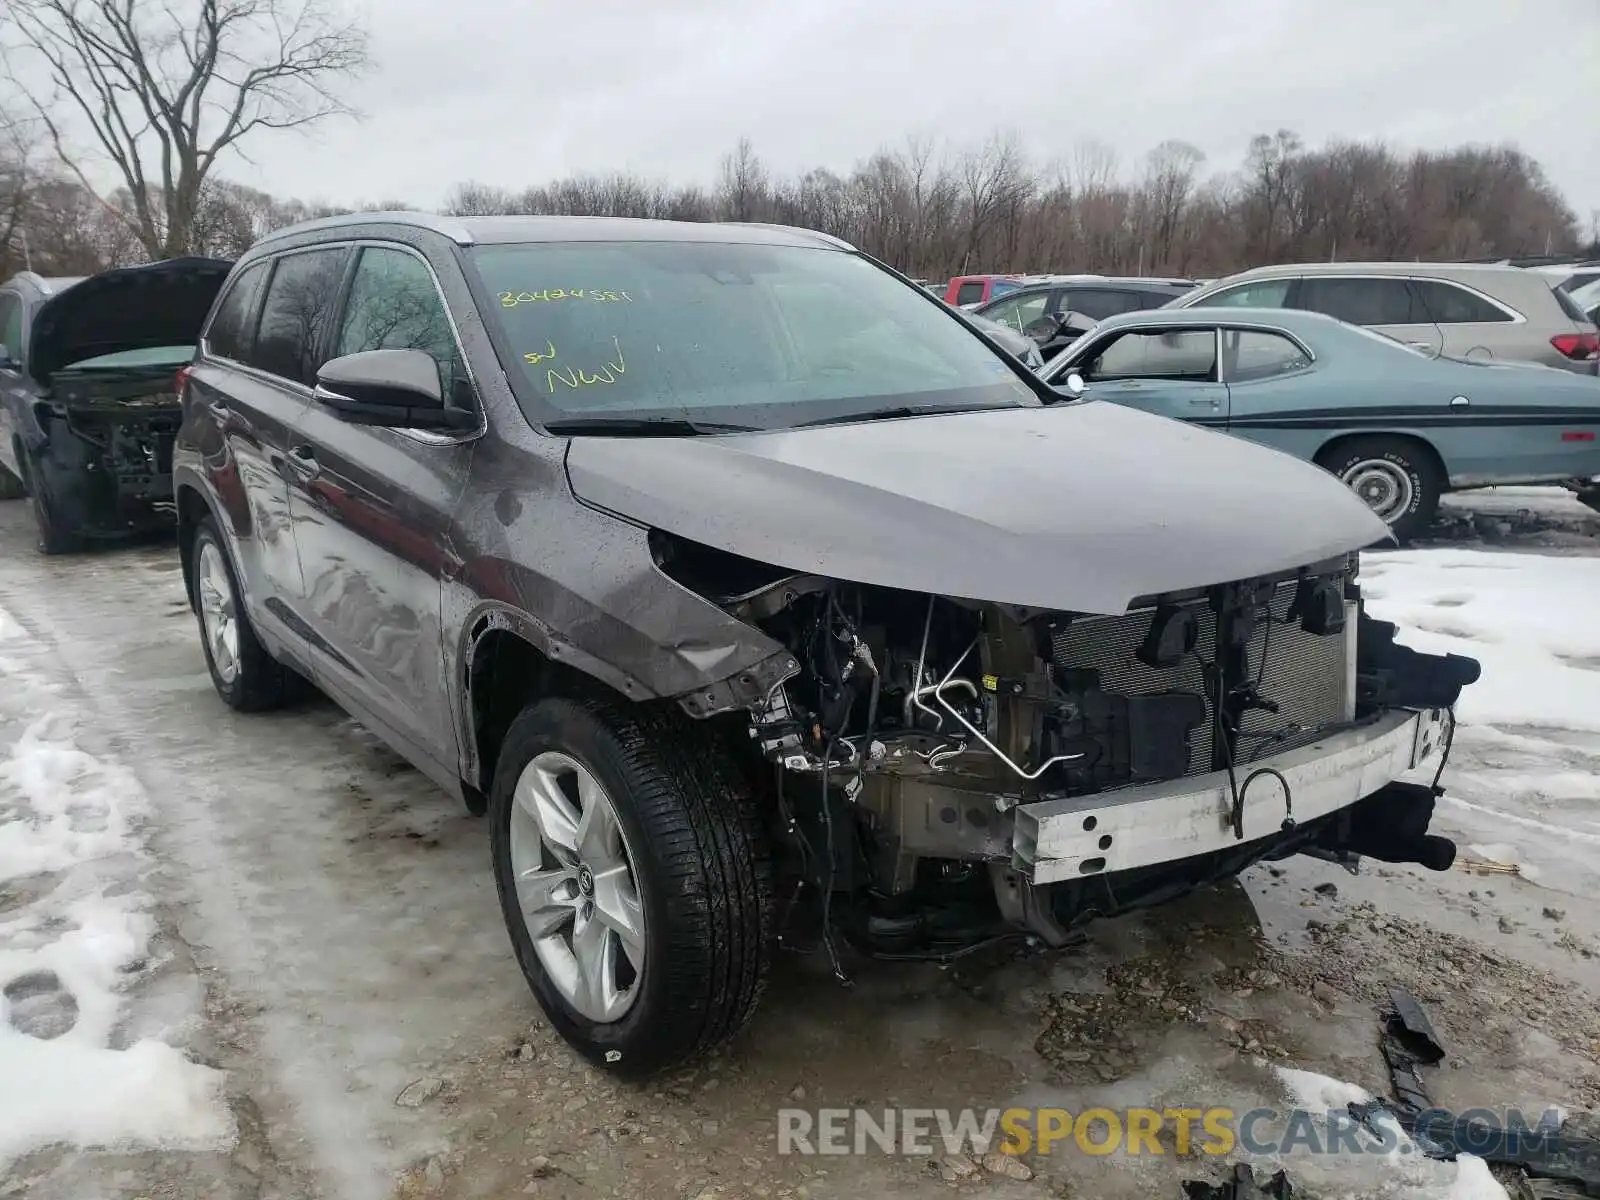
[543,416,760,436]
[792,404,1009,430]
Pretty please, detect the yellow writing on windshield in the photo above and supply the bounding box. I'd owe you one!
[499,289,632,307]
[523,341,557,365]
[546,337,626,393]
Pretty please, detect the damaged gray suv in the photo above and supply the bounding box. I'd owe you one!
[173,213,1480,1077]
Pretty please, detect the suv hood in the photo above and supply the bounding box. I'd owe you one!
[565,402,1392,615]
[28,256,232,384]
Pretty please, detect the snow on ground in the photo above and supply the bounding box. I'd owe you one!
[0,607,234,1170]
[1361,546,1600,900]
[1267,1067,1508,1200]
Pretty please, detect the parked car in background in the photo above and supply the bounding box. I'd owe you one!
[958,309,1046,370]
[1039,306,1600,537]
[173,212,1472,1078]
[1529,261,1600,294]
[1568,278,1600,326]
[943,274,1023,307]
[973,278,1195,359]
[0,259,231,552]
[1170,262,1599,373]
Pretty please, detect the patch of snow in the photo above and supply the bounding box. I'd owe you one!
[0,633,233,1169]
[1276,1064,1375,1110]
[1267,1067,1509,1199]
[1361,549,1600,897]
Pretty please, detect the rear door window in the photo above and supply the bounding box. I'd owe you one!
[1293,277,1427,325]
[249,248,349,385]
[203,261,269,363]
[1413,280,1514,324]
[1060,288,1144,320]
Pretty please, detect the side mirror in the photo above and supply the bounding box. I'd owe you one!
[314,349,477,432]
[0,343,17,370]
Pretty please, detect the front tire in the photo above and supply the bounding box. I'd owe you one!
[490,696,772,1079]
[20,452,80,555]
[1318,435,1442,540]
[191,518,304,711]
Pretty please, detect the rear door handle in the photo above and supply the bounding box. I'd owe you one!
[286,443,320,479]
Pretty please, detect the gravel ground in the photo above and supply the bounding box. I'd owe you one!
[1,491,1597,1200]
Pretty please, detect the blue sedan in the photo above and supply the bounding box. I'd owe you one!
[1037,307,1600,536]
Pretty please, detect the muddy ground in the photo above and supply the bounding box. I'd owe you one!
[2,490,1598,1200]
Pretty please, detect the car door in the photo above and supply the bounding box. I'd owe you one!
[1057,324,1228,426]
[1214,326,1326,460]
[284,243,478,776]
[188,248,349,617]
[1290,276,1443,355]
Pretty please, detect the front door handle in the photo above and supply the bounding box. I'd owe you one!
[1188,396,1222,406]
[286,443,320,479]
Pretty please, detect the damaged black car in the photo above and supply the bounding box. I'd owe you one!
[171,214,1480,1079]
[0,257,231,552]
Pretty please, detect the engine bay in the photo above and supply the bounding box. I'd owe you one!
[652,531,1481,962]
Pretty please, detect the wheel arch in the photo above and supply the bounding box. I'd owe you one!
[457,608,644,812]
[175,482,224,612]
[1313,429,1449,485]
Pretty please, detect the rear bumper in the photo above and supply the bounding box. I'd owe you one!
[1013,708,1447,883]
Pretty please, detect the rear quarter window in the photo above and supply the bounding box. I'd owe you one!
[204,262,269,362]
[1413,280,1514,324]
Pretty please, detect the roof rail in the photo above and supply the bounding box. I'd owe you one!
[255,209,476,247]
[741,222,856,251]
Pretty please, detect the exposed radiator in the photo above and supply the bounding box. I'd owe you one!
[1049,581,1356,781]
[1236,584,1356,762]
[1050,598,1216,777]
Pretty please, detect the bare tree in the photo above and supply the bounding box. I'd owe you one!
[4,0,368,259]
[717,137,769,223]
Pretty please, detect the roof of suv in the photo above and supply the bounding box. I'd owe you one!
[252,210,856,252]
[1221,261,1529,281]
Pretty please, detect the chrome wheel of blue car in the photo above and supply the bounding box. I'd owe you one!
[1341,457,1415,524]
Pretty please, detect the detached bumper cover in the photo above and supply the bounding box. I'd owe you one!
[1013,708,1448,884]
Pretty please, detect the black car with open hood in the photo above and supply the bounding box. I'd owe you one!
[0,256,231,553]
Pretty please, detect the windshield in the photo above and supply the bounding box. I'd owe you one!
[466,241,1038,431]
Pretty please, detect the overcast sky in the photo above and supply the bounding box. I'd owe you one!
[153,0,1600,222]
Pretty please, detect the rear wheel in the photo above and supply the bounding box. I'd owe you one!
[1318,435,1442,540]
[191,518,304,711]
[489,696,772,1079]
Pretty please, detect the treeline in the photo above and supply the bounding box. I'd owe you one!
[3,129,1594,283]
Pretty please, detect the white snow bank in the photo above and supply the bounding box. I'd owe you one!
[1267,1066,1509,1200]
[1360,549,1600,895]
[0,679,233,1168]
[1360,550,1600,733]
